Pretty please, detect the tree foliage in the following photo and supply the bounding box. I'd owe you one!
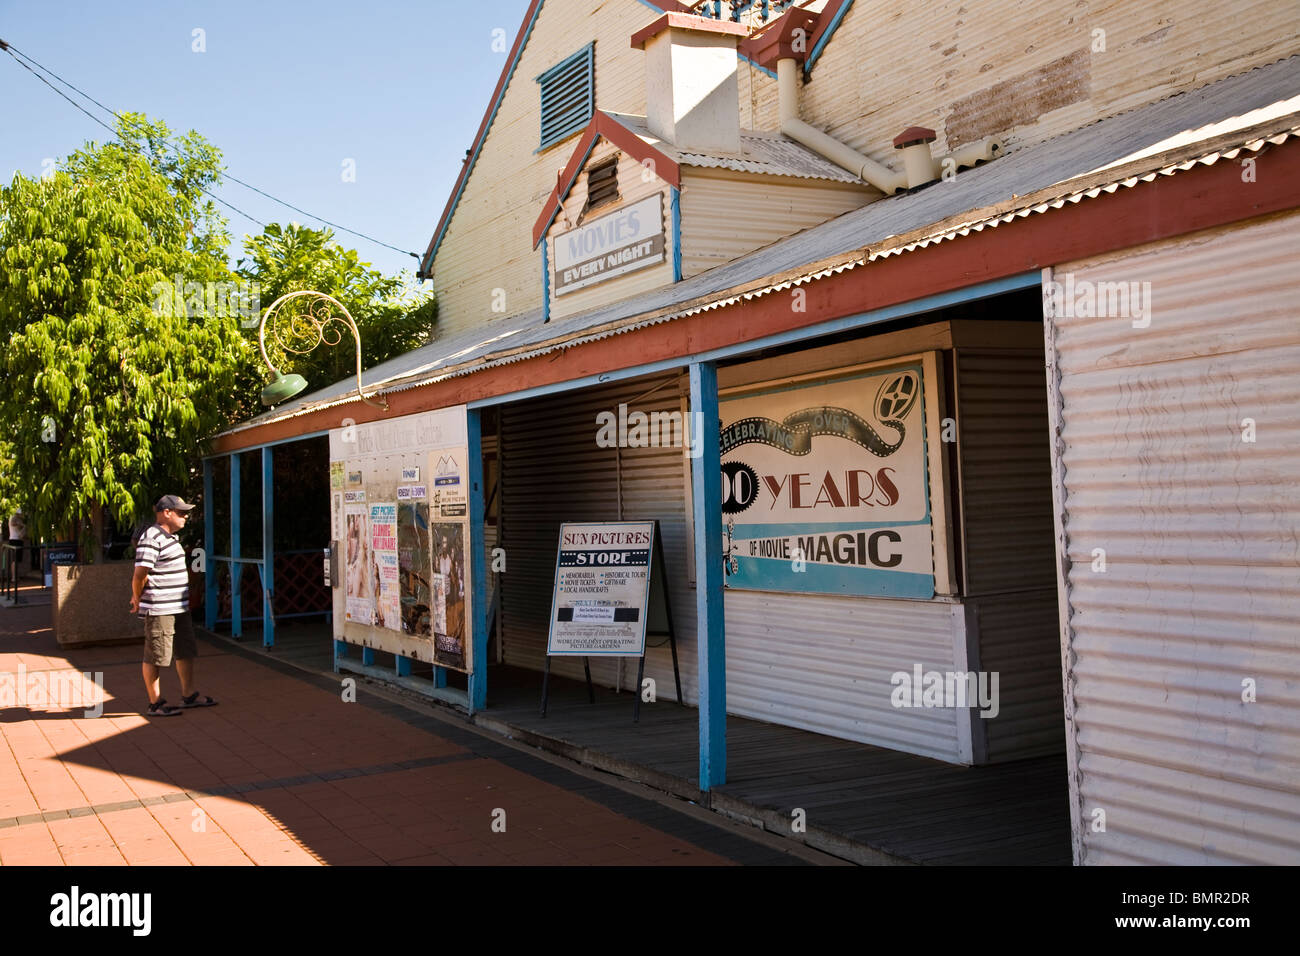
[237,223,435,397]
[0,114,255,548]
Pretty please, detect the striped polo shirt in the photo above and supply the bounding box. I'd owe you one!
[135,524,189,615]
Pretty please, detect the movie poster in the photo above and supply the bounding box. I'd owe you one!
[398,501,432,639]
[370,502,401,631]
[719,364,935,598]
[344,504,374,624]
[431,522,466,670]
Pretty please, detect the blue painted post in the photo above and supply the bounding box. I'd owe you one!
[362,646,375,666]
[670,187,683,282]
[230,452,242,639]
[690,362,726,790]
[334,640,348,671]
[466,408,489,713]
[435,667,447,689]
[396,655,412,677]
[261,446,275,648]
[203,458,217,630]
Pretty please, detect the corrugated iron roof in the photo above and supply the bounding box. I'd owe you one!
[601,111,868,183]
[219,54,1300,438]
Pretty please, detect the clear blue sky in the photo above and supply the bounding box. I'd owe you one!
[2,0,534,279]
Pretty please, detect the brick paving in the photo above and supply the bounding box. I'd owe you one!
[0,585,798,866]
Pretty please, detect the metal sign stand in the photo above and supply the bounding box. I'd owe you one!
[541,520,682,722]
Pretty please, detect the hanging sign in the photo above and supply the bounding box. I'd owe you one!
[547,522,655,656]
[719,364,935,599]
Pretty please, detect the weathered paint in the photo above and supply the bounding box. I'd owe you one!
[467,408,490,713]
[211,137,1300,457]
[1047,210,1300,864]
[261,445,275,647]
[690,361,726,790]
[203,458,217,630]
[229,452,241,639]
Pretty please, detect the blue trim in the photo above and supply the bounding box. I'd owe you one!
[396,655,413,677]
[261,446,275,648]
[466,409,490,713]
[435,667,448,689]
[690,362,726,791]
[202,429,328,460]
[537,42,595,151]
[728,558,934,597]
[670,187,682,282]
[203,458,217,630]
[467,272,1041,408]
[542,235,551,323]
[806,0,853,74]
[229,452,242,639]
[362,646,375,666]
[535,137,597,245]
[334,640,348,670]
[423,1,545,274]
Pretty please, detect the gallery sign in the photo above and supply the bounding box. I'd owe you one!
[553,194,664,295]
[719,364,935,599]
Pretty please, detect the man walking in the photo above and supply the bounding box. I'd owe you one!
[129,495,217,717]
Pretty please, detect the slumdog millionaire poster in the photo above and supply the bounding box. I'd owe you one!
[719,364,935,599]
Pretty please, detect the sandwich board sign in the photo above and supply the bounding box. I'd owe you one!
[547,521,656,656]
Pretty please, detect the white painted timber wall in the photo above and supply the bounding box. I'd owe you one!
[678,167,873,278]
[1046,211,1300,865]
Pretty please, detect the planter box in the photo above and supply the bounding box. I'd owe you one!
[53,562,142,648]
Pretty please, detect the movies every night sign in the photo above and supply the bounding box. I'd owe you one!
[719,365,935,599]
[553,194,665,295]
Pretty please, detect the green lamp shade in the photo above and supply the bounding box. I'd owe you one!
[261,372,308,406]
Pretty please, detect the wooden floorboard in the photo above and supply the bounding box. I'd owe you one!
[479,664,1070,865]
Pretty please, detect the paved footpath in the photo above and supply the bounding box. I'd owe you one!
[0,587,803,866]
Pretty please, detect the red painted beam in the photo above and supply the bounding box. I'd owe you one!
[213,137,1300,455]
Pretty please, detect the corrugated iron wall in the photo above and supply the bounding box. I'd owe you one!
[724,591,966,762]
[1047,211,1300,865]
[956,348,1065,762]
[499,375,700,699]
[499,368,970,763]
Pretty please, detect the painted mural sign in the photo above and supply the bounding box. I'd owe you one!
[718,365,935,598]
[553,194,665,295]
[548,522,655,656]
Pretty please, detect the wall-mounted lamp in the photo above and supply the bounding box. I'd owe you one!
[257,290,388,410]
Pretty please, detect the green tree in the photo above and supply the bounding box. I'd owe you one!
[0,113,255,553]
[237,222,435,397]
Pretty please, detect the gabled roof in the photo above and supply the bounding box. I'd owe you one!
[224,54,1300,439]
[417,0,858,278]
[531,110,868,246]
[416,0,687,279]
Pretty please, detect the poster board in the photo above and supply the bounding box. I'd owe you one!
[718,362,935,599]
[547,521,656,656]
[328,406,474,673]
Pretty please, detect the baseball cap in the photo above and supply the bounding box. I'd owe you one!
[154,494,196,513]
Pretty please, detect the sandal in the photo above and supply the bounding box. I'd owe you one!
[181,692,218,708]
[146,698,183,717]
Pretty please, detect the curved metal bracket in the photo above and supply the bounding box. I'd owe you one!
[257,290,389,410]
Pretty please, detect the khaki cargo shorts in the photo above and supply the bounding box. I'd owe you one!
[143,612,197,667]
